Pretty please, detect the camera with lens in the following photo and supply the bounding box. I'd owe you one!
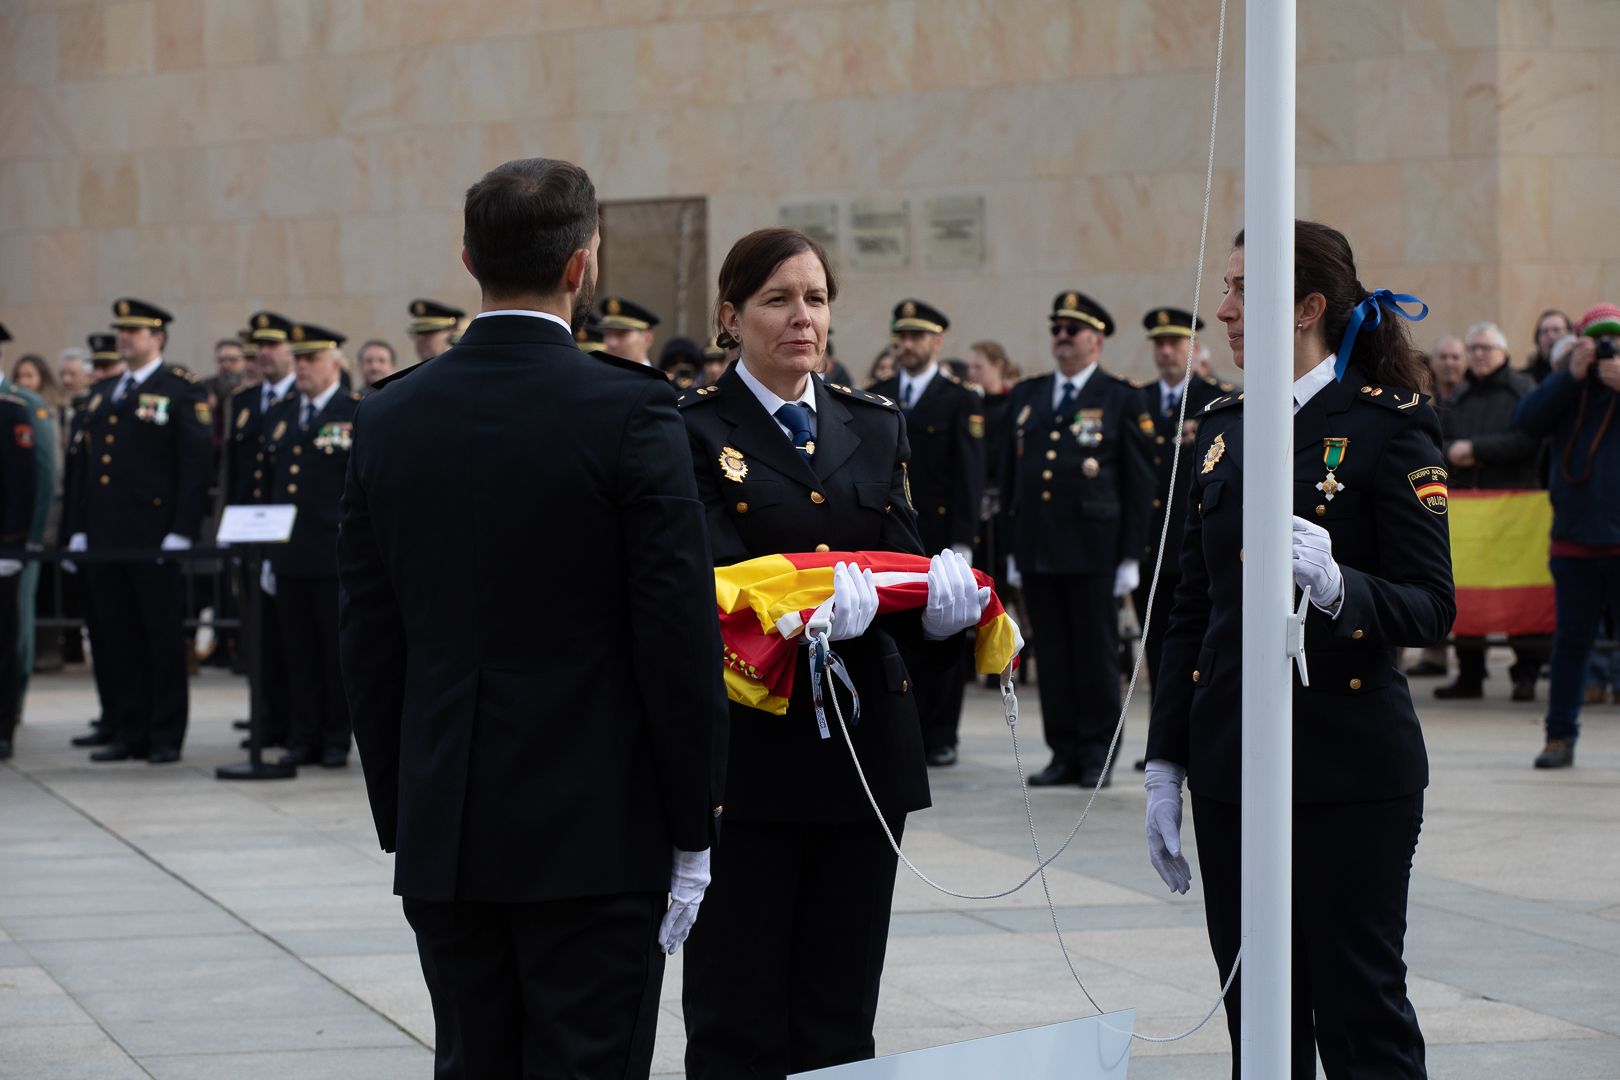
[1597,338,1619,361]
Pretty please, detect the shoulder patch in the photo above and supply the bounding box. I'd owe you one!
[593,352,664,379]
[1202,393,1244,415]
[1356,384,1428,414]
[677,385,721,409]
[170,366,198,382]
[827,382,898,410]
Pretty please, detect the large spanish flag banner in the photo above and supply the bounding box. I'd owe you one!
[715,551,1023,714]
[1449,489,1555,637]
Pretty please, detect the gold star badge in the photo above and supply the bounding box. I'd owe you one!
[1201,433,1226,474]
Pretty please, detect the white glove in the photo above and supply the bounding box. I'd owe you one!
[1291,516,1344,616]
[259,561,277,597]
[1144,759,1191,894]
[1005,555,1022,589]
[1113,558,1140,598]
[160,533,191,551]
[64,532,87,575]
[921,548,991,640]
[807,561,879,643]
[0,560,20,578]
[658,847,711,955]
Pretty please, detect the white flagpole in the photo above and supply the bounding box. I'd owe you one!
[1241,0,1296,1075]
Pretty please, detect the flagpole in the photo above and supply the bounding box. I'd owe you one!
[1241,0,1295,1075]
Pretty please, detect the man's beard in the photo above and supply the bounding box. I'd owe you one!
[570,264,597,331]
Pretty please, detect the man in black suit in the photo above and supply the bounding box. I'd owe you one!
[264,323,362,770]
[68,299,213,764]
[1135,307,1226,704]
[869,299,984,766]
[1003,291,1154,788]
[339,158,726,1080]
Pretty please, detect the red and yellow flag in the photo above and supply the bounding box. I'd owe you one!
[1448,489,1555,637]
[715,551,1023,714]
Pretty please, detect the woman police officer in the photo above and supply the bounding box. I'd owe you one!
[676,227,986,1079]
[1143,222,1454,1079]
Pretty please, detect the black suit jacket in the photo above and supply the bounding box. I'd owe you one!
[221,379,291,506]
[1139,377,1226,569]
[1003,369,1155,576]
[72,366,212,547]
[0,393,37,546]
[1145,367,1456,804]
[678,365,951,823]
[265,388,361,578]
[870,371,985,553]
[338,314,728,903]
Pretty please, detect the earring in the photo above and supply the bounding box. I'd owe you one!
[1296,322,1305,331]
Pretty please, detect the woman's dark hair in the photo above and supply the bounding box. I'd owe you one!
[463,158,597,299]
[1233,221,1428,393]
[1532,308,1571,350]
[12,353,62,407]
[713,228,838,349]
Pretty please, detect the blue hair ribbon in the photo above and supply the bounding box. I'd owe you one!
[1334,289,1429,382]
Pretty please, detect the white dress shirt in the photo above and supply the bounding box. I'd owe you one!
[1051,361,1100,409]
[736,358,817,441]
[1293,354,1338,414]
[1158,377,1188,415]
[472,309,574,337]
[298,379,342,425]
[260,371,296,413]
[898,363,939,409]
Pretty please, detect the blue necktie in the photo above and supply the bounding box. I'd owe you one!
[1056,381,1076,421]
[774,403,815,466]
[901,381,914,409]
[114,374,134,404]
[300,401,314,430]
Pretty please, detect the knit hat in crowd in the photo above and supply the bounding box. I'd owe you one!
[1577,303,1620,338]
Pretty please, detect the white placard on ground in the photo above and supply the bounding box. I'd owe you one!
[791,1010,1135,1079]
[217,504,298,544]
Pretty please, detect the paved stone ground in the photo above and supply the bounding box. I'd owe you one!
[2,661,1616,1078]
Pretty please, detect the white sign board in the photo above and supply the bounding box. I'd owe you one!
[792,1010,1135,1079]
[217,504,298,545]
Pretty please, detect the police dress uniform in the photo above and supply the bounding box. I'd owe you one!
[1146,361,1454,1079]
[75,300,213,760]
[869,300,985,759]
[1003,293,1154,784]
[678,362,959,1079]
[221,311,298,746]
[0,390,37,758]
[1133,307,1227,700]
[406,298,465,360]
[264,323,358,767]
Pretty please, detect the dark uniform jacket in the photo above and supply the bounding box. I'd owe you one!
[1002,369,1155,575]
[1441,362,1542,490]
[264,388,361,578]
[679,365,951,824]
[222,377,293,506]
[1145,366,1456,804]
[69,365,212,547]
[870,371,985,553]
[338,314,727,904]
[1139,376,1227,568]
[1515,366,1620,545]
[0,393,38,546]
[60,389,95,540]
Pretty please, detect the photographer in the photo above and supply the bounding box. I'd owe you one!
[1513,303,1620,769]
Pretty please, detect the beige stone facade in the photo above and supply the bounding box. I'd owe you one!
[2,0,1616,381]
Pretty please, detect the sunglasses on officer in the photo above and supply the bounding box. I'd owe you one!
[1051,320,1088,338]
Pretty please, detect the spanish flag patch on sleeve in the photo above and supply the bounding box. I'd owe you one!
[1408,466,1448,515]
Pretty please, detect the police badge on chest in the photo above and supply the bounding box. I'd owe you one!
[136,393,171,426]
[1071,408,1104,447]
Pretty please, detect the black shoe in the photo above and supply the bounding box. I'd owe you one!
[1132,757,1147,771]
[1511,679,1536,703]
[1534,739,1575,769]
[240,736,287,750]
[90,743,147,762]
[1029,760,1082,786]
[0,737,11,761]
[925,746,958,767]
[1078,765,1113,789]
[71,728,116,748]
[1434,681,1483,700]
[277,748,319,768]
[1404,660,1447,677]
[231,718,251,731]
[146,747,181,765]
[319,749,350,768]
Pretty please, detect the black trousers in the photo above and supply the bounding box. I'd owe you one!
[403,892,666,1080]
[683,815,905,1080]
[1024,571,1119,769]
[83,561,188,753]
[1454,637,1545,687]
[275,574,348,756]
[1192,793,1427,1080]
[79,571,116,728]
[1132,573,1180,703]
[919,637,969,752]
[255,572,291,744]
[0,575,21,740]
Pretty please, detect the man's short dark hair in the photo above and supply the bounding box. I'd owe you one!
[358,338,396,363]
[463,159,597,299]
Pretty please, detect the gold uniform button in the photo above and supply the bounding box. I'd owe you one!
[1046,449,1058,461]
[1192,670,1201,683]
[1154,456,1163,466]
[1050,431,1061,441]
[253,469,262,479]
[1349,678,1363,690]
[810,491,825,504]
[152,497,162,507]
[1156,435,1166,445]
[1352,629,1365,640]
[287,483,298,494]
[289,464,300,475]
[1153,498,1163,508]
[105,435,115,445]
[1041,490,1053,502]
[108,416,118,426]
[926,425,936,434]
[814,543,830,553]
[735,501,748,514]
[256,452,264,462]
[1042,470,1053,480]
[1316,504,1328,517]
[936,506,946,515]
[99,475,110,485]
[292,446,302,456]
[901,679,910,693]
[100,454,111,464]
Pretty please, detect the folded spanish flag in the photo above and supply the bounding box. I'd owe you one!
[1449,489,1555,637]
[715,551,1024,714]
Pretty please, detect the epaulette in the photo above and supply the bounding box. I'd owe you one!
[1202,392,1244,415]
[593,351,663,379]
[371,357,434,391]
[170,366,198,382]
[229,382,259,402]
[0,391,28,409]
[824,382,898,410]
[677,384,722,408]
[1355,383,1428,414]
[1219,381,1237,392]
